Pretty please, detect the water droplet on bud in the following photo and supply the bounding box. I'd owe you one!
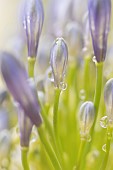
[86,134,91,142]
[79,89,86,100]
[102,144,107,152]
[30,126,38,144]
[100,116,108,128]
[59,82,67,91]
[92,56,97,63]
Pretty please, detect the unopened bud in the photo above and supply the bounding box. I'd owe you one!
[50,38,68,88]
[79,101,95,140]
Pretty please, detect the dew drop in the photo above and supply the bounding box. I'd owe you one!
[59,82,67,91]
[100,116,108,128]
[79,89,86,100]
[102,144,106,152]
[92,56,97,63]
[86,134,91,142]
[30,127,38,144]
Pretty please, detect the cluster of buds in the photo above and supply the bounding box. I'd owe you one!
[0,52,42,147]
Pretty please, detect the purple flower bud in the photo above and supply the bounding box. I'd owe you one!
[88,0,111,62]
[23,0,44,57]
[16,104,33,147]
[0,52,42,127]
[50,38,68,88]
[79,101,95,139]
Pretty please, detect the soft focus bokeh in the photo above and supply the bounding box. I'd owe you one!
[0,0,113,170]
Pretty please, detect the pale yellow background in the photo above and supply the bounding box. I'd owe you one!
[0,0,24,49]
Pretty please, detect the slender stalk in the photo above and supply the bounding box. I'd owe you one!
[20,57,36,170]
[39,99,63,166]
[53,88,61,142]
[39,99,55,143]
[84,56,91,100]
[80,62,103,170]
[76,140,86,170]
[38,126,62,170]
[28,57,36,77]
[91,62,103,137]
[21,147,30,170]
[27,56,62,169]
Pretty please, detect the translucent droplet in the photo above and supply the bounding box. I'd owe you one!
[79,89,86,100]
[59,82,67,91]
[86,134,91,142]
[102,144,106,152]
[30,126,38,144]
[100,116,108,128]
[92,56,97,63]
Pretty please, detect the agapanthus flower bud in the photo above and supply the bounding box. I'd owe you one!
[16,103,33,147]
[104,78,113,122]
[79,101,95,139]
[23,0,44,57]
[50,38,68,88]
[88,0,111,62]
[0,52,42,127]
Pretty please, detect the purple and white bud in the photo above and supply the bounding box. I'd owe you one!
[79,101,95,140]
[23,0,44,57]
[88,0,111,62]
[0,52,42,127]
[50,38,68,88]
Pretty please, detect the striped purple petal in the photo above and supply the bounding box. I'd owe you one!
[88,0,111,62]
[1,52,42,127]
[23,0,44,57]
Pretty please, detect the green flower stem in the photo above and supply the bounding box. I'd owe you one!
[81,62,103,169]
[21,147,30,170]
[53,88,61,152]
[38,126,62,170]
[38,99,55,144]
[76,140,86,170]
[100,127,112,170]
[21,52,32,170]
[84,56,91,100]
[91,62,103,137]
[28,57,36,77]
[39,99,63,166]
